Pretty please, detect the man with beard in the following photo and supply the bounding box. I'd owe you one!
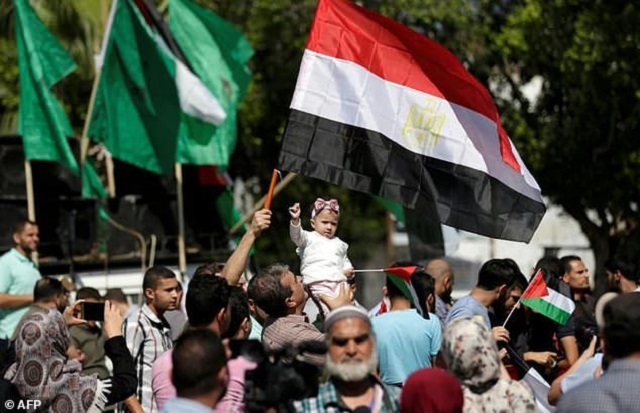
[561,255,598,352]
[425,258,455,325]
[0,220,41,359]
[123,266,180,413]
[294,305,401,412]
[10,277,69,340]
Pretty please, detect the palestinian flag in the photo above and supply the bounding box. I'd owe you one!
[384,266,424,317]
[278,0,545,242]
[521,269,575,325]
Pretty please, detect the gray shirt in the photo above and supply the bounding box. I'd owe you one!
[557,359,640,413]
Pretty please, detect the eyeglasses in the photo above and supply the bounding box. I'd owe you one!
[331,333,370,347]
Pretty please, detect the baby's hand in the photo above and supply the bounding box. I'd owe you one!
[289,202,301,223]
[344,268,355,279]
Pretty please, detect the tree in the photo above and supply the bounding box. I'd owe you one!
[493,1,640,291]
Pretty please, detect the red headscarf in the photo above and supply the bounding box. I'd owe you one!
[401,368,464,413]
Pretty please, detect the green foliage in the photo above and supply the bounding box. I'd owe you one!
[2,0,639,276]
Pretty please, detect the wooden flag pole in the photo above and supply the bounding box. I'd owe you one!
[24,159,38,264]
[352,269,385,273]
[79,0,117,198]
[175,163,187,279]
[229,172,298,235]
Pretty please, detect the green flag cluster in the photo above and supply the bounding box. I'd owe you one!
[170,0,254,167]
[15,0,105,202]
[15,0,77,171]
[88,0,253,175]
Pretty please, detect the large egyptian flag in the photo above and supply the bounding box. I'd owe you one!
[278,0,545,242]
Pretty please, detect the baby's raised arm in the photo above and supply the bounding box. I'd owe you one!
[289,202,301,224]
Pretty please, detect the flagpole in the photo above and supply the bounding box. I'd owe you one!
[175,163,187,279]
[24,159,38,265]
[80,0,117,197]
[352,269,385,273]
[229,172,298,235]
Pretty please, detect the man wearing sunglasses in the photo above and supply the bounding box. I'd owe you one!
[294,305,401,413]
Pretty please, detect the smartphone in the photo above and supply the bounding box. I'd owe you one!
[80,302,105,321]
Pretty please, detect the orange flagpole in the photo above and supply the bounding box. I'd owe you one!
[264,169,279,210]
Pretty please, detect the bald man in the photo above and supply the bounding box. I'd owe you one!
[425,258,454,325]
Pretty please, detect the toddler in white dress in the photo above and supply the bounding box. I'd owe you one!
[289,198,354,315]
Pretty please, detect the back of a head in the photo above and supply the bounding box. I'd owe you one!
[603,293,640,358]
[76,287,102,301]
[411,270,435,315]
[186,273,230,328]
[401,368,463,413]
[535,256,564,281]
[104,288,128,304]
[33,277,65,303]
[142,266,176,291]
[225,286,250,339]
[247,264,291,318]
[476,259,520,290]
[425,258,451,281]
[613,259,638,283]
[172,329,227,398]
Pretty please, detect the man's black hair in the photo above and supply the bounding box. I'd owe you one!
[411,270,435,317]
[186,273,230,328]
[76,287,102,301]
[33,277,66,303]
[247,264,292,318]
[224,286,250,339]
[476,259,520,290]
[560,255,582,276]
[603,293,640,358]
[142,266,176,291]
[172,329,226,398]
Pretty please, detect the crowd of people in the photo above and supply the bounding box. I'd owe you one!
[1,202,640,412]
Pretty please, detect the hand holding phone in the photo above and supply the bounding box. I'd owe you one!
[80,301,106,322]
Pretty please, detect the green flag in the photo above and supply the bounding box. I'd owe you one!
[169,0,254,169]
[15,0,78,171]
[88,0,225,175]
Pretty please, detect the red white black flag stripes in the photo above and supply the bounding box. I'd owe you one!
[278,0,545,242]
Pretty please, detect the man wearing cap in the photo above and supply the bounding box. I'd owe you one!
[294,305,401,413]
[557,293,640,412]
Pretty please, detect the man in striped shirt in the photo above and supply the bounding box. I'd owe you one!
[123,266,180,413]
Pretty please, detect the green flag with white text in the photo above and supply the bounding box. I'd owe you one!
[15,0,77,171]
[169,0,254,169]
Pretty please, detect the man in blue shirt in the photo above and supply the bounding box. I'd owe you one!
[0,220,41,356]
[445,258,520,343]
[372,272,442,386]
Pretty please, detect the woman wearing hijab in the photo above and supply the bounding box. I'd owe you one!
[401,368,463,413]
[5,301,136,412]
[443,317,536,413]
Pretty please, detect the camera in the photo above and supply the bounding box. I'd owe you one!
[231,339,326,413]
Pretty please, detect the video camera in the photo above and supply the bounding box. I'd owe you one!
[229,339,326,413]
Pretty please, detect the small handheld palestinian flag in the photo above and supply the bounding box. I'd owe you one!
[354,266,424,317]
[520,269,576,325]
